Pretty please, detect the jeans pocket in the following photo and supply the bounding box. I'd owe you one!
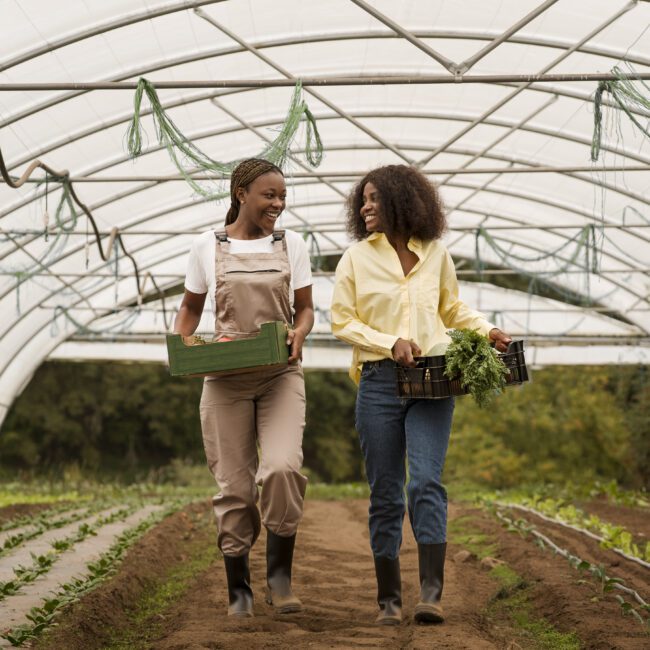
[360,363,379,380]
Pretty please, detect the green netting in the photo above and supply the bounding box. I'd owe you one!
[474,225,600,310]
[476,225,598,276]
[125,78,323,199]
[591,65,650,162]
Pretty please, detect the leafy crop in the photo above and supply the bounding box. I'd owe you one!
[444,329,509,407]
[488,494,650,564]
[493,508,649,630]
[0,500,189,646]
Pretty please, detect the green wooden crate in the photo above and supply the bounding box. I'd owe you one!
[166,321,289,377]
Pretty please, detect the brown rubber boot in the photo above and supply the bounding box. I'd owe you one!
[414,543,446,623]
[265,530,303,614]
[223,553,254,617]
[373,555,402,625]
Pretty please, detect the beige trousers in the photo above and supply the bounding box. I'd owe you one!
[200,363,308,556]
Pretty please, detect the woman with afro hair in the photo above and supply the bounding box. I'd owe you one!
[331,165,511,626]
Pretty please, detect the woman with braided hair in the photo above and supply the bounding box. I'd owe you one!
[331,164,511,626]
[174,158,314,618]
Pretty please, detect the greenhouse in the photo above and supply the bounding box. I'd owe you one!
[0,1,648,647]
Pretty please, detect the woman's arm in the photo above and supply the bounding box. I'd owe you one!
[330,251,400,355]
[438,249,512,352]
[173,289,207,336]
[287,285,314,363]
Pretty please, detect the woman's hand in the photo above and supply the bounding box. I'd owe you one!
[489,328,513,353]
[287,327,307,364]
[289,286,314,364]
[392,338,422,367]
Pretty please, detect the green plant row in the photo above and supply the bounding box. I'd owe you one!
[1,499,190,647]
[487,494,650,564]
[0,486,91,509]
[0,504,137,601]
[0,502,116,558]
[587,479,650,509]
[0,501,84,533]
[492,508,649,629]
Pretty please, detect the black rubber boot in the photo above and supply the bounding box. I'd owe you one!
[373,555,402,625]
[414,543,446,623]
[265,530,303,614]
[223,553,254,617]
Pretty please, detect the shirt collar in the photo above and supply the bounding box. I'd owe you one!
[367,232,423,251]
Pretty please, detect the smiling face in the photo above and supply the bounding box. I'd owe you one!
[236,171,286,234]
[360,181,383,233]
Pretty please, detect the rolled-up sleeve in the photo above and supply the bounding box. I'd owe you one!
[331,250,399,356]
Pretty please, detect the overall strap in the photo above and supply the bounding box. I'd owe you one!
[272,229,287,253]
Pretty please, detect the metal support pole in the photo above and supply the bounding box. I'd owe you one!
[456,0,561,73]
[348,0,458,73]
[3,72,650,91]
[416,0,637,167]
[4,164,650,183]
[194,8,413,164]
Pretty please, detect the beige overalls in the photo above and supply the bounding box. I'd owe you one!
[199,229,308,557]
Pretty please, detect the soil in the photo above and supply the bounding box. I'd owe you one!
[33,499,650,650]
[0,503,59,526]
[471,506,650,650]
[579,498,650,543]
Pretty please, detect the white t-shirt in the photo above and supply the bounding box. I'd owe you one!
[184,229,312,319]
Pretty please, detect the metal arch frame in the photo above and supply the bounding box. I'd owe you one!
[1,189,644,400]
[1,5,648,420]
[7,80,648,185]
[0,0,639,85]
[2,129,649,294]
[4,28,650,134]
[416,0,638,167]
[5,12,650,146]
[5,107,650,265]
[1,231,636,416]
[5,102,650,223]
[1,172,646,349]
[191,7,412,165]
[348,0,563,75]
[0,7,647,301]
[0,200,636,373]
[0,0,229,73]
[0,221,642,384]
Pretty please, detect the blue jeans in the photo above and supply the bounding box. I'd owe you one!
[356,359,454,559]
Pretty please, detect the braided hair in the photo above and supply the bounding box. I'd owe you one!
[225,158,284,225]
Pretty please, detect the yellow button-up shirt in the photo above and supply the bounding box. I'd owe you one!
[331,232,495,384]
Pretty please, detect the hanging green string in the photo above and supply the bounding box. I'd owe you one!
[34,174,77,231]
[478,225,592,271]
[50,305,141,338]
[125,78,323,198]
[476,225,597,305]
[591,65,650,161]
[54,180,78,232]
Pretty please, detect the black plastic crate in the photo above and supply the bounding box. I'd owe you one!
[396,340,528,399]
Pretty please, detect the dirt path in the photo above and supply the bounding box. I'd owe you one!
[31,498,650,650]
[148,500,500,650]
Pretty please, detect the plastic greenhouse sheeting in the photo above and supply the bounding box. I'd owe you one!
[1,0,650,424]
